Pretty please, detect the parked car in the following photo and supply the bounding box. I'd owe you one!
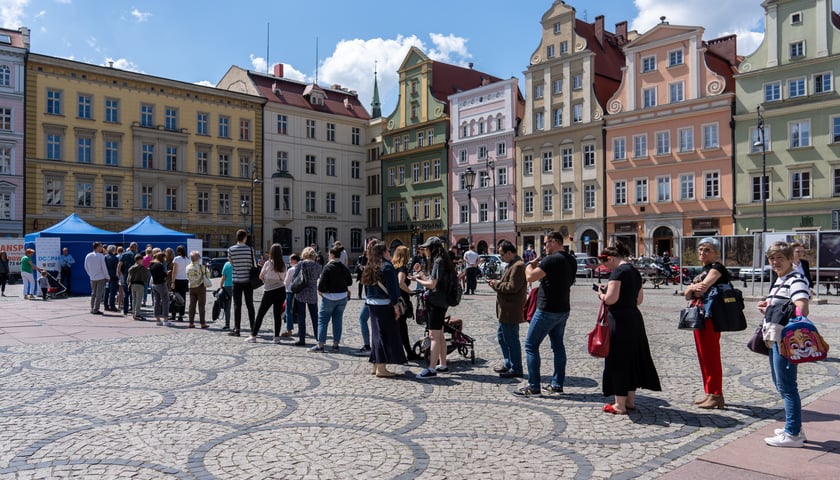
[739,265,772,282]
[576,256,599,278]
[205,257,228,278]
[593,264,611,279]
[477,254,507,280]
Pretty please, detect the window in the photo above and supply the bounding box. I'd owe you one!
[814,72,832,94]
[560,41,568,54]
[457,204,468,225]
[764,81,781,102]
[218,153,230,176]
[573,74,582,90]
[669,49,684,66]
[497,117,503,130]
[423,199,430,219]
[543,189,554,213]
[105,98,119,123]
[534,112,544,130]
[305,155,316,174]
[669,81,684,103]
[0,65,8,86]
[238,155,251,178]
[412,163,420,183]
[635,178,648,203]
[165,187,178,211]
[326,192,336,213]
[614,180,627,205]
[543,151,553,172]
[351,194,361,215]
[655,131,670,155]
[462,125,469,138]
[77,136,92,163]
[141,143,154,169]
[398,165,405,185]
[218,116,230,138]
[613,138,626,160]
[704,171,720,198]
[789,120,810,148]
[553,79,563,94]
[562,186,573,211]
[750,126,771,153]
[521,190,535,215]
[305,191,316,212]
[0,146,10,174]
[791,171,811,199]
[833,116,840,143]
[196,151,209,174]
[553,108,563,127]
[789,41,805,58]
[422,161,430,181]
[275,151,288,172]
[197,113,208,135]
[326,157,336,177]
[0,108,9,130]
[352,127,361,145]
[433,159,441,179]
[165,108,178,130]
[791,12,802,24]
[584,184,595,209]
[553,22,561,34]
[479,170,490,189]
[326,123,336,142]
[239,119,250,140]
[351,160,360,179]
[166,146,178,171]
[680,174,695,200]
[77,95,92,119]
[833,168,840,196]
[218,192,231,214]
[702,123,719,149]
[46,89,62,115]
[642,56,656,73]
[643,87,657,108]
[351,229,363,252]
[141,185,153,210]
[45,178,62,205]
[105,184,120,209]
[140,104,154,127]
[788,77,806,98]
[678,127,694,152]
[498,201,508,221]
[752,175,769,202]
[46,133,62,160]
[76,182,92,207]
[546,45,555,58]
[277,114,287,134]
[306,119,316,139]
[413,200,420,220]
[458,150,467,164]
[497,168,508,186]
[523,154,533,175]
[583,144,595,167]
[535,84,544,99]
[305,226,318,246]
[387,167,395,187]
[633,134,647,158]
[573,104,583,123]
[657,176,671,202]
[478,145,487,159]
[479,203,488,222]
[283,187,291,210]
[196,190,209,213]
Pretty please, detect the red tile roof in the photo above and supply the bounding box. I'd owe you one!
[704,35,740,93]
[574,19,626,109]
[247,71,371,120]
[833,10,840,30]
[429,62,502,113]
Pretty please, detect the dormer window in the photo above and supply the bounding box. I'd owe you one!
[302,84,327,106]
[791,12,802,24]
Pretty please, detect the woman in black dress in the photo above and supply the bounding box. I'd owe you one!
[361,241,406,377]
[595,241,661,414]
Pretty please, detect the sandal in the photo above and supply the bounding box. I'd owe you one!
[603,404,627,415]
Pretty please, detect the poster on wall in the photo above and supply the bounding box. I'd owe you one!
[818,232,840,269]
[0,238,25,273]
[187,239,203,258]
[35,237,61,271]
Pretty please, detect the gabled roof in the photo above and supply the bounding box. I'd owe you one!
[574,19,626,108]
[429,62,502,107]
[247,71,371,120]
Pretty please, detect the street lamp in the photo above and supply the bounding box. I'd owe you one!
[486,157,496,252]
[239,200,249,230]
[755,105,767,234]
[463,167,476,246]
[250,170,261,249]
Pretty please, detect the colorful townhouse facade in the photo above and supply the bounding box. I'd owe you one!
[516,2,626,257]
[0,27,29,238]
[217,64,370,257]
[605,20,740,258]
[381,47,500,251]
[25,54,265,249]
[448,78,524,253]
[733,0,840,233]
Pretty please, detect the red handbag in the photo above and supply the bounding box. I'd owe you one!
[587,301,610,358]
[521,287,538,323]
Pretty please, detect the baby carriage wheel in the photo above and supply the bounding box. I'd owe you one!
[457,345,468,357]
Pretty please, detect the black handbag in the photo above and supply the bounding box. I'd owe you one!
[290,264,307,294]
[398,296,413,319]
[764,301,794,326]
[678,301,705,330]
[711,283,747,332]
[747,324,770,355]
[248,248,263,289]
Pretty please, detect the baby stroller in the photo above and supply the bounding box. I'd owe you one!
[43,270,67,299]
[411,290,476,364]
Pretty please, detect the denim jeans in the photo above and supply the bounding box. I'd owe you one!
[524,308,570,390]
[769,343,801,435]
[285,291,295,331]
[359,303,370,347]
[105,279,119,309]
[121,282,132,315]
[317,296,348,344]
[294,300,318,343]
[497,322,523,374]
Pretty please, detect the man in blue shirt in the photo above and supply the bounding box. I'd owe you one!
[59,248,76,295]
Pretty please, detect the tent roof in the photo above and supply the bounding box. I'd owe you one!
[118,216,193,237]
[35,213,116,236]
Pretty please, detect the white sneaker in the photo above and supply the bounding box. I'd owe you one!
[764,431,805,448]
[164,321,175,327]
[245,336,257,343]
[774,428,806,442]
[273,337,282,344]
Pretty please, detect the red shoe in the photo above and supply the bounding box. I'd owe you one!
[603,404,627,415]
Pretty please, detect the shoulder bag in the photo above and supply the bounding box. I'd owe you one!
[202,266,213,289]
[290,263,308,294]
[587,301,610,358]
[710,283,747,332]
[248,248,263,290]
[678,299,705,330]
[763,275,798,326]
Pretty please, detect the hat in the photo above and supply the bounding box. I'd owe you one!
[419,236,442,248]
[698,237,721,252]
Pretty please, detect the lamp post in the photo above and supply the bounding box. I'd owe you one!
[755,105,767,234]
[250,169,261,249]
[239,200,249,231]
[463,167,476,246]
[486,157,496,252]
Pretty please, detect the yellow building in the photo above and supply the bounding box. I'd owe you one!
[25,54,266,250]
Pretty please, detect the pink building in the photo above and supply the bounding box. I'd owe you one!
[0,27,28,237]
[604,19,739,257]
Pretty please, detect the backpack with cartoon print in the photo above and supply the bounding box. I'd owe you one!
[779,317,830,364]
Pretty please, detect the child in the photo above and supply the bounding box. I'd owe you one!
[127,255,151,320]
[38,274,49,300]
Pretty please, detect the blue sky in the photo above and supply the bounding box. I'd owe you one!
[0,0,802,116]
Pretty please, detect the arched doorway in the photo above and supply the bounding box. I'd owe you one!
[652,226,674,257]
[579,229,599,256]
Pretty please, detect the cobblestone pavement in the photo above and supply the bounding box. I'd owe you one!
[0,281,838,479]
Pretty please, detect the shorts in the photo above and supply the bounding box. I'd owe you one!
[426,303,447,330]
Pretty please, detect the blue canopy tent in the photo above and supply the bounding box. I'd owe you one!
[118,216,195,255]
[24,213,121,296]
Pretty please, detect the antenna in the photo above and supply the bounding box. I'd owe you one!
[266,23,270,74]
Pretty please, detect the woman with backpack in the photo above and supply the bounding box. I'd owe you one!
[757,241,810,448]
[412,236,456,379]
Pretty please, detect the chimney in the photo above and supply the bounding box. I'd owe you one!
[273,64,284,78]
[615,21,628,46]
[594,15,605,47]
[19,27,30,50]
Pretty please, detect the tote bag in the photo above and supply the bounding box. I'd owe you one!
[587,302,610,358]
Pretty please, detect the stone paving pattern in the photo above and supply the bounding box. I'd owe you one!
[0,280,838,479]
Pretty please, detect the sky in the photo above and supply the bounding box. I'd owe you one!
[2,0,828,116]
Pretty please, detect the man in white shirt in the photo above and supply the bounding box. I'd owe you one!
[84,242,109,314]
[463,244,480,295]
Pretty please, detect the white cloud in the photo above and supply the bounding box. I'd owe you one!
[130,8,151,23]
[55,0,71,4]
[35,10,46,19]
[427,33,471,64]
[0,0,28,29]
[103,57,142,73]
[249,54,267,74]
[631,0,764,55]
[194,80,214,87]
